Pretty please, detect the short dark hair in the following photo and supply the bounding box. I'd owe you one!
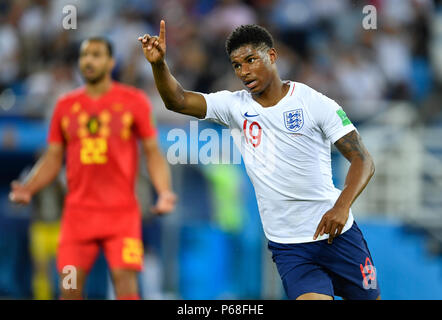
[225,24,274,56]
[83,37,113,57]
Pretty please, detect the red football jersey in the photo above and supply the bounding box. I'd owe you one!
[48,82,157,213]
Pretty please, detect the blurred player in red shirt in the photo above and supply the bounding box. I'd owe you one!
[9,37,176,300]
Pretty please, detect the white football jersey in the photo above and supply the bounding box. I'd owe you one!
[202,81,356,243]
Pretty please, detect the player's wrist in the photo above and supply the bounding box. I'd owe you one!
[332,200,351,212]
[21,182,37,196]
[151,59,166,68]
[158,190,176,198]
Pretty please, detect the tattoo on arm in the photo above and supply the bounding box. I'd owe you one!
[334,130,367,162]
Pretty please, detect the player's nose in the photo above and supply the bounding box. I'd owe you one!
[240,66,251,78]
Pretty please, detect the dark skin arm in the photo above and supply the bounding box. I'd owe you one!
[313,130,375,244]
[138,20,207,118]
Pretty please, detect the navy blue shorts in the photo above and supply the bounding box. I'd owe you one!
[268,221,380,300]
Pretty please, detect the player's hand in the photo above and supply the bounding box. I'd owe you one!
[151,190,176,215]
[138,20,166,64]
[313,206,349,244]
[9,180,32,205]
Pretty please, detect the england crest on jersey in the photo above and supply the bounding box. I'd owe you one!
[284,109,304,132]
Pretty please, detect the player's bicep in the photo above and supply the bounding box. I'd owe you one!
[141,137,162,159]
[199,90,233,127]
[47,102,65,144]
[47,143,64,158]
[334,130,370,163]
[43,143,65,168]
[177,91,207,119]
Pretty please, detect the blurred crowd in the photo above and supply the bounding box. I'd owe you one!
[0,0,441,124]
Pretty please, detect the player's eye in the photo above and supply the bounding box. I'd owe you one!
[248,57,256,63]
[233,64,241,70]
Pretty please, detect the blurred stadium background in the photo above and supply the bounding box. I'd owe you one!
[1,0,442,300]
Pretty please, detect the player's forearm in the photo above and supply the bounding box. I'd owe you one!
[151,61,187,112]
[334,155,375,210]
[145,149,173,195]
[23,150,64,195]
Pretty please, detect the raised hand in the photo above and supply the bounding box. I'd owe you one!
[138,20,166,64]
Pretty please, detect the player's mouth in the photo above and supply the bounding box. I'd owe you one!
[83,66,95,76]
[243,79,258,89]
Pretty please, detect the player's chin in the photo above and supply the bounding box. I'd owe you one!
[82,73,95,82]
[82,71,103,83]
[84,75,104,84]
[248,85,263,95]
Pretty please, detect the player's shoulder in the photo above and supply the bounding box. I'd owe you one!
[54,87,85,109]
[112,82,147,100]
[112,82,154,115]
[223,89,250,102]
[57,87,84,102]
[205,88,251,103]
[290,81,337,109]
[290,81,321,99]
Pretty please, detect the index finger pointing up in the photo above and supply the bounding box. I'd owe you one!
[159,20,166,42]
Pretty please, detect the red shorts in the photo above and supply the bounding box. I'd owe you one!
[56,206,144,273]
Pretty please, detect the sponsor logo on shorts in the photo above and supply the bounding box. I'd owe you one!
[360,257,377,290]
[122,238,144,265]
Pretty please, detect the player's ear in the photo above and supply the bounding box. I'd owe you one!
[268,48,277,64]
[108,57,116,71]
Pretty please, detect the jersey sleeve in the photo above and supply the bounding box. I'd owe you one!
[133,91,157,139]
[308,89,356,144]
[47,100,64,144]
[201,90,234,127]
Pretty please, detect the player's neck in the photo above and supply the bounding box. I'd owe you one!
[85,77,113,99]
[253,78,289,108]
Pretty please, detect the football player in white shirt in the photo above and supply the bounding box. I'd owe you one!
[138,21,380,300]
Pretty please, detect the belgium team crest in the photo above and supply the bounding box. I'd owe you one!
[284,109,304,132]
